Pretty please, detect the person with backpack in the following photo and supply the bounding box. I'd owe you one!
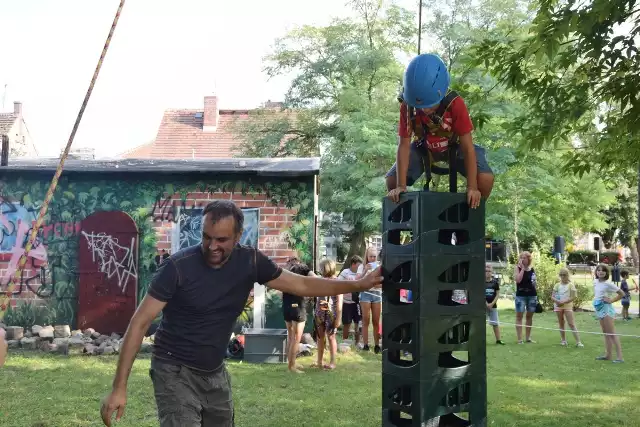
[385,53,494,208]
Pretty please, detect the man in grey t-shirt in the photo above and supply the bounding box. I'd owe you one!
[100,200,383,427]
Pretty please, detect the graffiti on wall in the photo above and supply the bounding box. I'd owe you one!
[81,231,138,293]
[0,177,314,329]
[77,210,139,334]
[171,207,260,252]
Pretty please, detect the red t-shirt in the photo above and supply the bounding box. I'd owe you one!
[397,96,474,153]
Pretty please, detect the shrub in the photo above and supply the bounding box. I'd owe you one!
[599,251,620,265]
[4,300,56,329]
[567,250,597,264]
[572,282,593,311]
[531,250,562,311]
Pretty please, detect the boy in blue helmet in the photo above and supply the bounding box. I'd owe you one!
[385,54,494,208]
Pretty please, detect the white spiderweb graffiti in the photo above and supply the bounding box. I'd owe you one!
[81,231,138,294]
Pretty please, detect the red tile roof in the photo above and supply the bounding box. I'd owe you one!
[151,108,251,158]
[119,96,295,160]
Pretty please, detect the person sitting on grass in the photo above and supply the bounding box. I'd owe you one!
[551,268,583,348]
[385,53,494,208]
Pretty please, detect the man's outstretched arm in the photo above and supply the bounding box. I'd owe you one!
[267,268,383,297]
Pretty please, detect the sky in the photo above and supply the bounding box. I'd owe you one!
[0,0,417,159]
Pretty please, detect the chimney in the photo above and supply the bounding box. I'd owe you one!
[13,101,22,116]
[203,95,219,132]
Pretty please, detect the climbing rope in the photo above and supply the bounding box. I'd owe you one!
[0,0,126,319]
[417,0,423,54]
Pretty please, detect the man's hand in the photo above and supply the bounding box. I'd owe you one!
[467,187,481,209]
[387,186,407,204]
[356,267,383,291]
[100,388,127,426]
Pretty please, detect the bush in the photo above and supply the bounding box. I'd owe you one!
[600,251,620,265]
[4,300,56,328]
[567,250,597,264]
[531,250,562,311]
[572,282,593,311]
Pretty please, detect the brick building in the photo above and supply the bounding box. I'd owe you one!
[0,157,318,333]
[0,101,38,160]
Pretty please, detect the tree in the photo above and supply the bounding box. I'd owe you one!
[597,167,639,265]
[416,0,611,250]
[233,0,416,257]
[471,0,640,173]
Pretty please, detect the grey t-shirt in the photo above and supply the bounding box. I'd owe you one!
[148,244,282,371]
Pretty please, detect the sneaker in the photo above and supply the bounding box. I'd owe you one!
[517,340,524,344]
[595,355,610,361]
[374,345,381,354]
[576,342,584,348]
[560,341,567,346]
[525,339,536,344]
[613,359,624,363]
[362,344,370,352]
[496,340,505,345]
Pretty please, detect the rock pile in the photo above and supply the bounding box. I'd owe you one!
[0,323,154,356]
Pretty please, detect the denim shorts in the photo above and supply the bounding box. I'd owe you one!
[515,296,538,313]
[385,142,493,186]
[593,300,616,319]
[359,289,382,304]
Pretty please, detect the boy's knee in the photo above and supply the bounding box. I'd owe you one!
[478,172,494,198]
[385,175,396,191]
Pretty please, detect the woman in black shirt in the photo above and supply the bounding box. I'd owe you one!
[513,251,538,344]
[283,257,315,373]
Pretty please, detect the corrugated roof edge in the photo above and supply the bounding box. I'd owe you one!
[0,157,321,177]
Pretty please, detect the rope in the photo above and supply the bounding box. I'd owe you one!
[488,320,640,339]
[417,0,423,54]
[0,0,126,319]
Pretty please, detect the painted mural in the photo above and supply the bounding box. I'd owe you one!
[0,175,314,331]
[172,207,259,252]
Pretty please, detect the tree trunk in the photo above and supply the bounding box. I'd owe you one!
[345,229,367,264]
[513,193,520,255]
[629,239,639,268]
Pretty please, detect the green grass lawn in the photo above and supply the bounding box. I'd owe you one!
[1,306,639,427]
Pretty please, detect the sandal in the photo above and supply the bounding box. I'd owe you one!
[323,363,336,370]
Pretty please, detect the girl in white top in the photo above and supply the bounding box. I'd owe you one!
[593,264,625,363]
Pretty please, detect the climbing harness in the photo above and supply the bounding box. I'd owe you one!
[0,0,126,319]
[397,0,459,193]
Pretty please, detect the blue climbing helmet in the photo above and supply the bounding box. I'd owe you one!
[402,54,450,109]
